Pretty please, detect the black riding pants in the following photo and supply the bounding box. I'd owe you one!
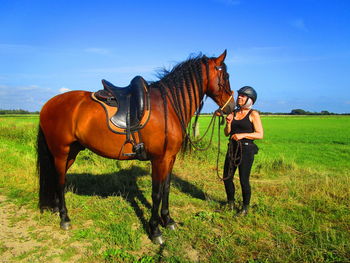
[223,141,258,206]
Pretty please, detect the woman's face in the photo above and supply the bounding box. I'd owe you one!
[237,94,248,106]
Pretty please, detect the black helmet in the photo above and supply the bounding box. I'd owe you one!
[238,86,257,104]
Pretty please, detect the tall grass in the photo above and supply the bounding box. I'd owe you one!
[0,114,349,262]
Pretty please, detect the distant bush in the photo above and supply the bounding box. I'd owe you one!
[202,109,349,115]
[259,109,348,115]
[0,109,39,114]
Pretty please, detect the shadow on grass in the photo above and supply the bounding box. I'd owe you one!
[171,173,206,200]
[66,165,206,233]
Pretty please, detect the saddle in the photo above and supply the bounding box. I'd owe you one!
[91,76,151,160]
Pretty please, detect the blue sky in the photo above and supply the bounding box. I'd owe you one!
[0,0,349,113]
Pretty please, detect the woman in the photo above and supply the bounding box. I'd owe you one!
[223,86,263,216]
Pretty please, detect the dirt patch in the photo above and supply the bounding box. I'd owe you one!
[0,195,87,263]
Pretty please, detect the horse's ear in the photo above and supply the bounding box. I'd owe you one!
[214,50,227,65]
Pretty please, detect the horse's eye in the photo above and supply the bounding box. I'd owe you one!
[215,66,223,71]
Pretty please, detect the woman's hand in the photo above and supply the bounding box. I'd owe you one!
[224,113,234,137]
[226,113,233,124]
[231,133,245,141]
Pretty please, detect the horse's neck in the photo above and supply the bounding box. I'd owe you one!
[151,62,208,126]
[181,79,206,126]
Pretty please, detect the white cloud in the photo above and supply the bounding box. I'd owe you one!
[59,87,71,93]
[0,84,56,111]
[290,18,308,32]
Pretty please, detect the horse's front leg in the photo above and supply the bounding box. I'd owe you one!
[149,156,174,244]
[160,157,176,230]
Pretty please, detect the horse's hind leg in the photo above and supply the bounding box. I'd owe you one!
[66,142,85,171]
[54,156,72,230]
[55,142,84,230]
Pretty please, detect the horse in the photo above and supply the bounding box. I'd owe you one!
[36,50,235,244]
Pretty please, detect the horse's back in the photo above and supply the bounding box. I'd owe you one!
[41,90,90,115]
[41,90,90,127]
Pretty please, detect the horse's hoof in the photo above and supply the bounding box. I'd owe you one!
[60,221,71,230]
[52,207,59,213]
[152,235,165,245]
[166,223,176,231]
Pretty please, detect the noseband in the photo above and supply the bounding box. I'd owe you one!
[220,91,234,112]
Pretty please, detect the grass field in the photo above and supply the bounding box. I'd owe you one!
[0,114,349,262]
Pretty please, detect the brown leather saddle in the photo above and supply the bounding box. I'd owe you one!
[91,76,151,159]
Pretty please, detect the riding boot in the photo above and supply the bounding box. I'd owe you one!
[236,204,249,217]
[219,199,236,212]
[227,200,236,211]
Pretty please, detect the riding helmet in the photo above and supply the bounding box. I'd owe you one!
[238,86,257,104]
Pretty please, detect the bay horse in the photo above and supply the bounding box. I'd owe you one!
[37,50,235,244]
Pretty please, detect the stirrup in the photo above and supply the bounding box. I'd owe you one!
[123,152,136,157]
[120,139,135,157]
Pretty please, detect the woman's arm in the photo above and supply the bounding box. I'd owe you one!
[224,113,233,137]
[231,111,264,140]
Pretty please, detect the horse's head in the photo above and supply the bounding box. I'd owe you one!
[205,50,235,114]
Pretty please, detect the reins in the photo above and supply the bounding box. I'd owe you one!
[217,140,242,181]
[216,109,243,181]
[174,106,240,182]
[186,112,219,151]
[164,89,219,152]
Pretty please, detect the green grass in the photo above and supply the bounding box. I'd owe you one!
[0,114,349,262]
[196,115,350,172]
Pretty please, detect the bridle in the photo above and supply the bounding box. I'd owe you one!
[220,91,234,112]
[213,65,234,115]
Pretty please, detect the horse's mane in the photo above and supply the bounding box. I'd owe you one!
[149,54,210,152]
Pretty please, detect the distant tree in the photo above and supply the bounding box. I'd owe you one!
[290,109,306,115]
[0,109,33,114]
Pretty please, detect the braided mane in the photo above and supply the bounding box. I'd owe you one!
[149,55,210,151]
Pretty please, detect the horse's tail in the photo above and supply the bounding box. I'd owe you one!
[36,125,58,211]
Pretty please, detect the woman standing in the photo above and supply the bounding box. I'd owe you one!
[223,86,263,216]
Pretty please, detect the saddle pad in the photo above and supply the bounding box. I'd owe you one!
[91,92,151,134]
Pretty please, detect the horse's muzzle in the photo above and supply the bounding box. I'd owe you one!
[220,97,235,114]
